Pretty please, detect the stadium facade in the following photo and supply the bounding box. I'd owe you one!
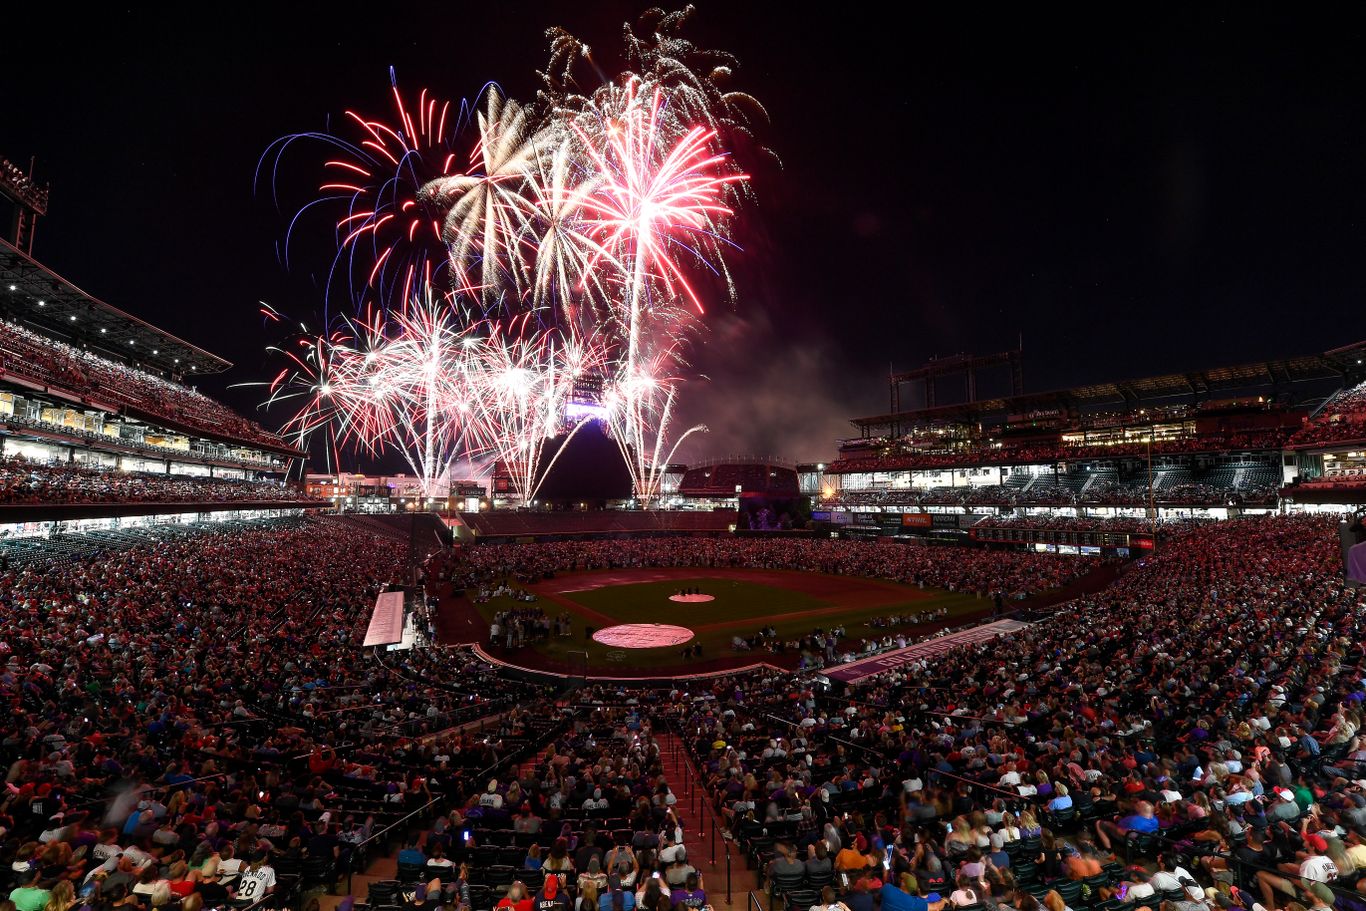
[0,236,318,539]
[813,344,1366,540]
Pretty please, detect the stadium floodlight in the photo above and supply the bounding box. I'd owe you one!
[68,314,76,321]
[37,299,44,306]
[7,285,14,291]
[101,328,107,333]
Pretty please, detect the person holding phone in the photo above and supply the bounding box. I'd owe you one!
[807,842,835,880]
[636,875,670,911]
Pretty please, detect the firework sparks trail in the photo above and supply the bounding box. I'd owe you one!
[260,9,766,501]
[571,79,748,373]
[418,87,538,310]
[601,350,707,510]
[465,318,610,504]
[262,293,489,497]
[256,69,466,314]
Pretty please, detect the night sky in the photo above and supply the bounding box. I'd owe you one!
[6,5,1365,469]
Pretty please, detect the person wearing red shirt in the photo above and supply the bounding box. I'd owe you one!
[497,881,534,911]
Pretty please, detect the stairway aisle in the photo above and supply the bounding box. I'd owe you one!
[656,732,758,911]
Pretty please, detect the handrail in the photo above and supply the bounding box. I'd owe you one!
[61,771,234,812]
[748,890,766,911]
[345,719,570,892]
[353,793,443,853]
[749,710,1027,807]
[924,767,1027,801]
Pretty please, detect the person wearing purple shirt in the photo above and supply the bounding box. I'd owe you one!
[670,874,706,911]
[1349,540,1366,583]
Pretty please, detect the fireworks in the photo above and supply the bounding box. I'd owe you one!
[263,296,484,496]
[572,79,748,366]
[466,318,607,503]
[257,69,472,315]
[261,8,765,505]
[418,87,538,308]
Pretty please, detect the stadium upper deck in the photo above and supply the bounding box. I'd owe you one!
[848,341,1366,442]
[825,342,1366,511]
[1,238,299,459]
[0,239,315,526]
[832,342,1366,470]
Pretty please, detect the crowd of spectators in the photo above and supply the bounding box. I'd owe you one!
[970,515,1191,533]
[488,607,574,648]
[1289,383,1366,448]
[0,414,283,472]
[622,514,1366,911]
[0,318,289,451]
[7,493,1366,911]
[827,430,1291,476]
[448,538,1094,600]
[379,705,708,911]
[0,517,561,911]
[0,456,314,506]
[834,476,1278,510]
[1294,469,1366,492]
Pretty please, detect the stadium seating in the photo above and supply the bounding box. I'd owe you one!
[6,505,1366,911]
[1289,380,1366,447]
[0,316,291,451]
[451,536,1094,599]
[834,458,1281,509]
[826,428,1292,476]
[0,454,314,505]
[459,509,733,538]
[677,461,801,496]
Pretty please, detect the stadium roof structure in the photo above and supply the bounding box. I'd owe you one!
[0,237,230,377]
[852,342,1366,437]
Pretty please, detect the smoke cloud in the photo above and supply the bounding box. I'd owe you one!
[671,307,884,465]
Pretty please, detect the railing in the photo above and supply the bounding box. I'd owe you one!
[61,770,234,813]
[663,718,731,905]
[345,722,567,894]
[686,454,797,470]
[346,792,445,894]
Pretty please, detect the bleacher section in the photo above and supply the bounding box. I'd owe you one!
[459,509,733,539]
[0,316,294,453]
[677,459,800,496]
[833,456,1283,508]
[0,455,313,506]
[338,513,454,550]
[1289,378,1366,448]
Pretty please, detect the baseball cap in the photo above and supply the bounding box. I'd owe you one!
[1275,788,1295,801]
[1305,834,1328,853]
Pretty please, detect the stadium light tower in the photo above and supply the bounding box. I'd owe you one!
[0,155,49,255]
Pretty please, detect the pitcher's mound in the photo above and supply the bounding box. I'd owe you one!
[591,624,695,648]
[668,593,715,603]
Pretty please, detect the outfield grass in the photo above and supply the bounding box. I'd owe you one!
[472,573,985,673]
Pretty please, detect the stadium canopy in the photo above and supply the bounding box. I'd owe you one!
[0,236,230,377]
[851,342,1366,437]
